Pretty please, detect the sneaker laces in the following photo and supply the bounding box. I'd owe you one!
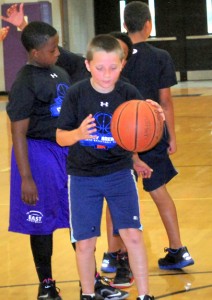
[117,251,130,270]
[41,278,61,297]
[95,273,114,287]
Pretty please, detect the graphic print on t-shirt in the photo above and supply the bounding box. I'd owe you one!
[50,83,70,117]
[80,112,116,150]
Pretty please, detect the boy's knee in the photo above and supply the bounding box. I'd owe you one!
[120,228,141,244]
[76,239,96,253]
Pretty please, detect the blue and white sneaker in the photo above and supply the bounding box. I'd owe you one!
[101,251,119,273]
[158,246,194,270]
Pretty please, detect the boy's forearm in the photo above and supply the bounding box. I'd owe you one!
[56,128,80,146]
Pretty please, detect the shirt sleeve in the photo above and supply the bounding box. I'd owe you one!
[57,87,78,130]
[158,51,177,89]
[6,77,35,122]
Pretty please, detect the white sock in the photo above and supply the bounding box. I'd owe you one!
[138,296,145,300]
[82,293,95,298]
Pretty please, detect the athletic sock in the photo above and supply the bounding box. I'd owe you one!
[82,293,95,297]
[137,295,145,300]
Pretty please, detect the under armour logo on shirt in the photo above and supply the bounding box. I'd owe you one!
[50,73,58,78]
[100,102,109,107]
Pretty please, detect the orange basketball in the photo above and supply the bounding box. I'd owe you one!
[111,100,164,152]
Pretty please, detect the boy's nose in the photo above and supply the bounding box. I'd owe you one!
[55,47,60,57]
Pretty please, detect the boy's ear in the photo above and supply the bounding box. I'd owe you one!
[145,20,152,36]
[122,59,127,68]
[85,59,91,72]
[123,22,128,31]
[31,48,38,58]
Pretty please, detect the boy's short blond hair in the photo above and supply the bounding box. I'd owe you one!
[86,34,124,62]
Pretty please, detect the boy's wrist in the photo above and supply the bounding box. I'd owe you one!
[18,19,28,31]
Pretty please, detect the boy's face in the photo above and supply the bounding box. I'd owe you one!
[85,51,123,93]
[31,34,60,67]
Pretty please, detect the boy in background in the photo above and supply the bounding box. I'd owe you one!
[102,2,194,283]
[123,0,194,271]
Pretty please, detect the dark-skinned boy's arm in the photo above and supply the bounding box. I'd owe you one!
[11,118,38,205]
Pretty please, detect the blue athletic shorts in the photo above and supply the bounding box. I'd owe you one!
[9,139,70,235]
[139,131,178,192]
[68,169,142,242]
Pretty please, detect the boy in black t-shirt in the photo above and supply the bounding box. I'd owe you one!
[56,34,161,300]
[118,1,193,274]
[122,0,194,271]
[6,21,71,300]
[103,2,194,284]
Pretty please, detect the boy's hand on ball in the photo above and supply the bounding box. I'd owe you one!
[146,99,165,121]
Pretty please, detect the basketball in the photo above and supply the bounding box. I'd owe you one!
[111,100,164,152]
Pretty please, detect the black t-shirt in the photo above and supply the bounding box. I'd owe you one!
[57,46,90,83]
[122,42,177,103]
[7,64,71,142]
[57,78,143,176]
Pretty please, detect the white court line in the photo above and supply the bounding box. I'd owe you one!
[141,197,212,202]
[0,167,10,172]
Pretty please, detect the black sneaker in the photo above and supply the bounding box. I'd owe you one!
[136,296,155,300]
[111,252,134,289]
[37,278,62,300]
[158,246,195,270]
[101,251,119,273]
[81,296,96,300]
[95,273,129,299]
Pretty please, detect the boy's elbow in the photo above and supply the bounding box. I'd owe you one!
[56,129,64,146]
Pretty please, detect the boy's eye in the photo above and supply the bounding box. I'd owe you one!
[96,66,118,71]
[96,66,103,71]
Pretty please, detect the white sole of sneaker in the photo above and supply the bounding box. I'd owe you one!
[110,278,135,289]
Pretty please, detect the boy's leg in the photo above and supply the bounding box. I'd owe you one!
[151,186,194,269]
[30,234,53,281]
[30,234,62,299]
[101,169,138,273]
[104,169,151,295]
[101,206,127,273]
[150,185,182,249]
[119,228,149,296]
[140,141,194,269]
[69,175,102,297]
[106,206,126,253]
[76,237,97,294]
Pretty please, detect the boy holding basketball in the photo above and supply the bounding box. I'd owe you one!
[56,34,157,300]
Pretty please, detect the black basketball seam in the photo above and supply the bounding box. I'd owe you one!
[144,102,157,150]
[134,101,139,152]
[116,102,132,150]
